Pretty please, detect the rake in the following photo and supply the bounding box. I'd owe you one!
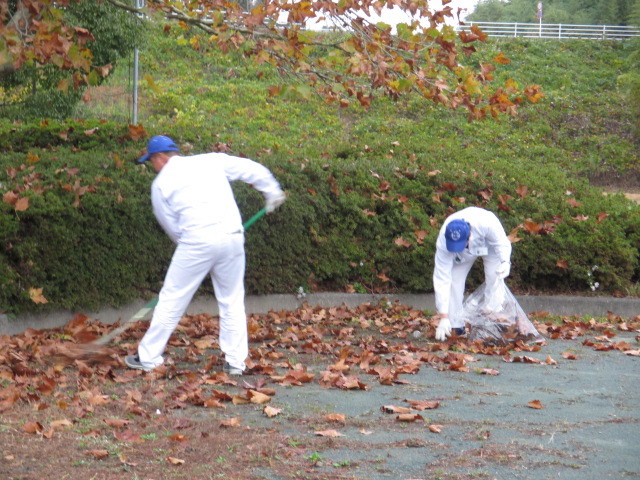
[59,207,268,359]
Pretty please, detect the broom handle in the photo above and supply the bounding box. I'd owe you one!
[93,207,268,346]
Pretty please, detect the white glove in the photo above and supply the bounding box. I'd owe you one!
[435,316,452,342]
[495,261,511,279]
[265,191,286,213]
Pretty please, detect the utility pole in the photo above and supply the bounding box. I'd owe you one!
[132,0,144,124]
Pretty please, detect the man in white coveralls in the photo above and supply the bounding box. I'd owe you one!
[433,207,512,341]
[125,135,286,374]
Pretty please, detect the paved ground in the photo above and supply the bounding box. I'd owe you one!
[232,331,640,480]
[2,293,639,480]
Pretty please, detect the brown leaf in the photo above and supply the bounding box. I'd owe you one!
[220,417,242,428]
[15,196,29,212]
[263,405,282,418]
[428,424,443,433]
[394,237,412,248]
[562,351,578,360]
[404,400,440,411]
[50,419,73,430]
[381,404,412,414]
[324,413,346,423]
[515,184,528,198]
[494,52,511,64]
[528,400,543,409]
[22,422,43,434]
[84,450,109,459]
[314,429,344,437]
[397,413,424,422]
[104,418,131,429]
[248,390,271,404]
[29,287,48,304]
[167,457,185,465]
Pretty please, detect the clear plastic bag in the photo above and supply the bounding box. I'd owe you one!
[462,282,544,345]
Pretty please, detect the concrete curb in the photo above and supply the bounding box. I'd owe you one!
[2,292,639,336]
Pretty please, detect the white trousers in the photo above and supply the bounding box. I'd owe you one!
[138,232,247,369]
[448,253,505,328]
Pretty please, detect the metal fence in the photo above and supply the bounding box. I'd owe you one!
[457,22,640,40]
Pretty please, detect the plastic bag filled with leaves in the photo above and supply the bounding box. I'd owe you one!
[462,282,544,345]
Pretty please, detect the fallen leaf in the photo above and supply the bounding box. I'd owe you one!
[167,457,185,465]
[404,399,440,410]
[324,413,346,423]
[84,450,109,459]
[22,422,43,434]
[248,390,271,404]
[528,400,543,409]
[397,413,424,422]
[314,429,344,437]
[50,419,73,430]
[477,368,500,375]
[381,404,412,414]
[220,417,243,428]
[103,418,131,429]
[263,405,282,417]
[428,424,443,433]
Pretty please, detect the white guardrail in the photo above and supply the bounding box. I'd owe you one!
[457,22,640,40]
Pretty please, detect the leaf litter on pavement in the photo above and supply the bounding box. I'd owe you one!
[0,300,638,479]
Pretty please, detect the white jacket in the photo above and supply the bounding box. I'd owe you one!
[151,153,283,244]
[433,207,512,315]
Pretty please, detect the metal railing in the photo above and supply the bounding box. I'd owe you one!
[457,22,640,40]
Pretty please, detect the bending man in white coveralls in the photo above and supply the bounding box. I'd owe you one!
[433,207,512,341]
[125,135,286,374]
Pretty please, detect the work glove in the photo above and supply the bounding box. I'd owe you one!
[495,261,511,279]
[265,191,286,213]
[435,316,452,342]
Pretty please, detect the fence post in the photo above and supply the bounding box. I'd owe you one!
[602,25,606,39]
[514,22,518,37]
[558,24,561,39]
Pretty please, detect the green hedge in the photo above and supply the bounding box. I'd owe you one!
[0,117,639,315]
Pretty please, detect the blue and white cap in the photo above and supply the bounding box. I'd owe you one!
[444,219,470,253]
[137,135,178,163]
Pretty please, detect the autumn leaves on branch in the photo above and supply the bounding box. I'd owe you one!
[2,0,543,119]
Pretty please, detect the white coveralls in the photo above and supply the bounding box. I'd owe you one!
[137,153,284,370]
[433,207,512,329]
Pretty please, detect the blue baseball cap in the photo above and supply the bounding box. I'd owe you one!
[137,135,179,163]
[444,219,470,253]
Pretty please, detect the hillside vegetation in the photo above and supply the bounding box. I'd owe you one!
[0,29,639,314]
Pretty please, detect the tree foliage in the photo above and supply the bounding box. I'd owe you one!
[469,0,640,26]
[1,0,543,121]
[0,0,142,119]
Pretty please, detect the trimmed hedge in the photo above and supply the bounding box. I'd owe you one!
[1,115,639,314]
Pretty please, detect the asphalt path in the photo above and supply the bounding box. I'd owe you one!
[234,331,640,480]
